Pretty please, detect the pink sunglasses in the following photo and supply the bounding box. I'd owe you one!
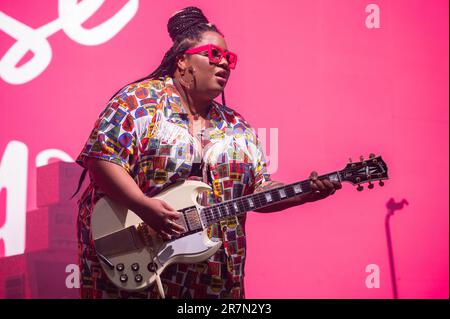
[184,44,237,69]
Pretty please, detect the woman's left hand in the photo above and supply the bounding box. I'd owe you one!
[252,173,342,213]
[303,171,342,202]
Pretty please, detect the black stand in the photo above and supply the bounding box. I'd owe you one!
[385,198,409,299]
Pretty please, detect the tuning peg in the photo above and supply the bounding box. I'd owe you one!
[368,182,374,189]
[348,158,352,163]
[360,155,364,161]
[357,184,364,191]
[369,153,375,159]
[379,180,384,187]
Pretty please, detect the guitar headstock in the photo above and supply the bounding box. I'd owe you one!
[340,154,388,191]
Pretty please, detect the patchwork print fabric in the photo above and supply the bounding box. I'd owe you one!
[76,76,270,299]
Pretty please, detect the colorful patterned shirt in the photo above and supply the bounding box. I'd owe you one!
[76,75,270,299]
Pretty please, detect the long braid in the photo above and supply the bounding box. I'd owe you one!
[222,91,226,107]
[72,7,226,199]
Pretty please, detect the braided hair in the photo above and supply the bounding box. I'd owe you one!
[110,6,227,105]
[71,7,226,199]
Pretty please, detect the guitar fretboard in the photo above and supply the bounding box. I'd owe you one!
[200,171,341,227]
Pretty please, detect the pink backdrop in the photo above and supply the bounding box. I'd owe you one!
[0,0,448,298]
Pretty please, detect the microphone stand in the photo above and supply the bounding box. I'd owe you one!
[385,198,408,299]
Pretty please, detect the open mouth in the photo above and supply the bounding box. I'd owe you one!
[215,71,228,85]
[215,70,228,83]
[215,75,227,86]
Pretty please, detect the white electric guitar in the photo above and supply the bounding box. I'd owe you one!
[91,154,388,296]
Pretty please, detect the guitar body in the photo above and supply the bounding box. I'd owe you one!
[91,180,221,292]
[89,154,388,294]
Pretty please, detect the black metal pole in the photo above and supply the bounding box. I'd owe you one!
[385,209,398,299]
[385,198,409,299]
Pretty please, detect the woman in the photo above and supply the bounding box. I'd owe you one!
[74,6,341,299]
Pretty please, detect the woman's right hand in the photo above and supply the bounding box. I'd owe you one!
[135,197,186,241]
[84,158,186,240]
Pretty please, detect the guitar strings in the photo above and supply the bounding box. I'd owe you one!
[200,166,385,226]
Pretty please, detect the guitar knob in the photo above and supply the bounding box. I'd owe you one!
[116,263,125,272]
[147,262,157,272]
[135,274,143,283]
[360,155,364,161]
[131,263,140,271]
[348,158,352,163]
[369,153,375,159]
[379,180,384,187]
[357,184,363,191]
[368,182,374,189]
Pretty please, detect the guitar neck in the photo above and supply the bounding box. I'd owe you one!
[201,171,342,227]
